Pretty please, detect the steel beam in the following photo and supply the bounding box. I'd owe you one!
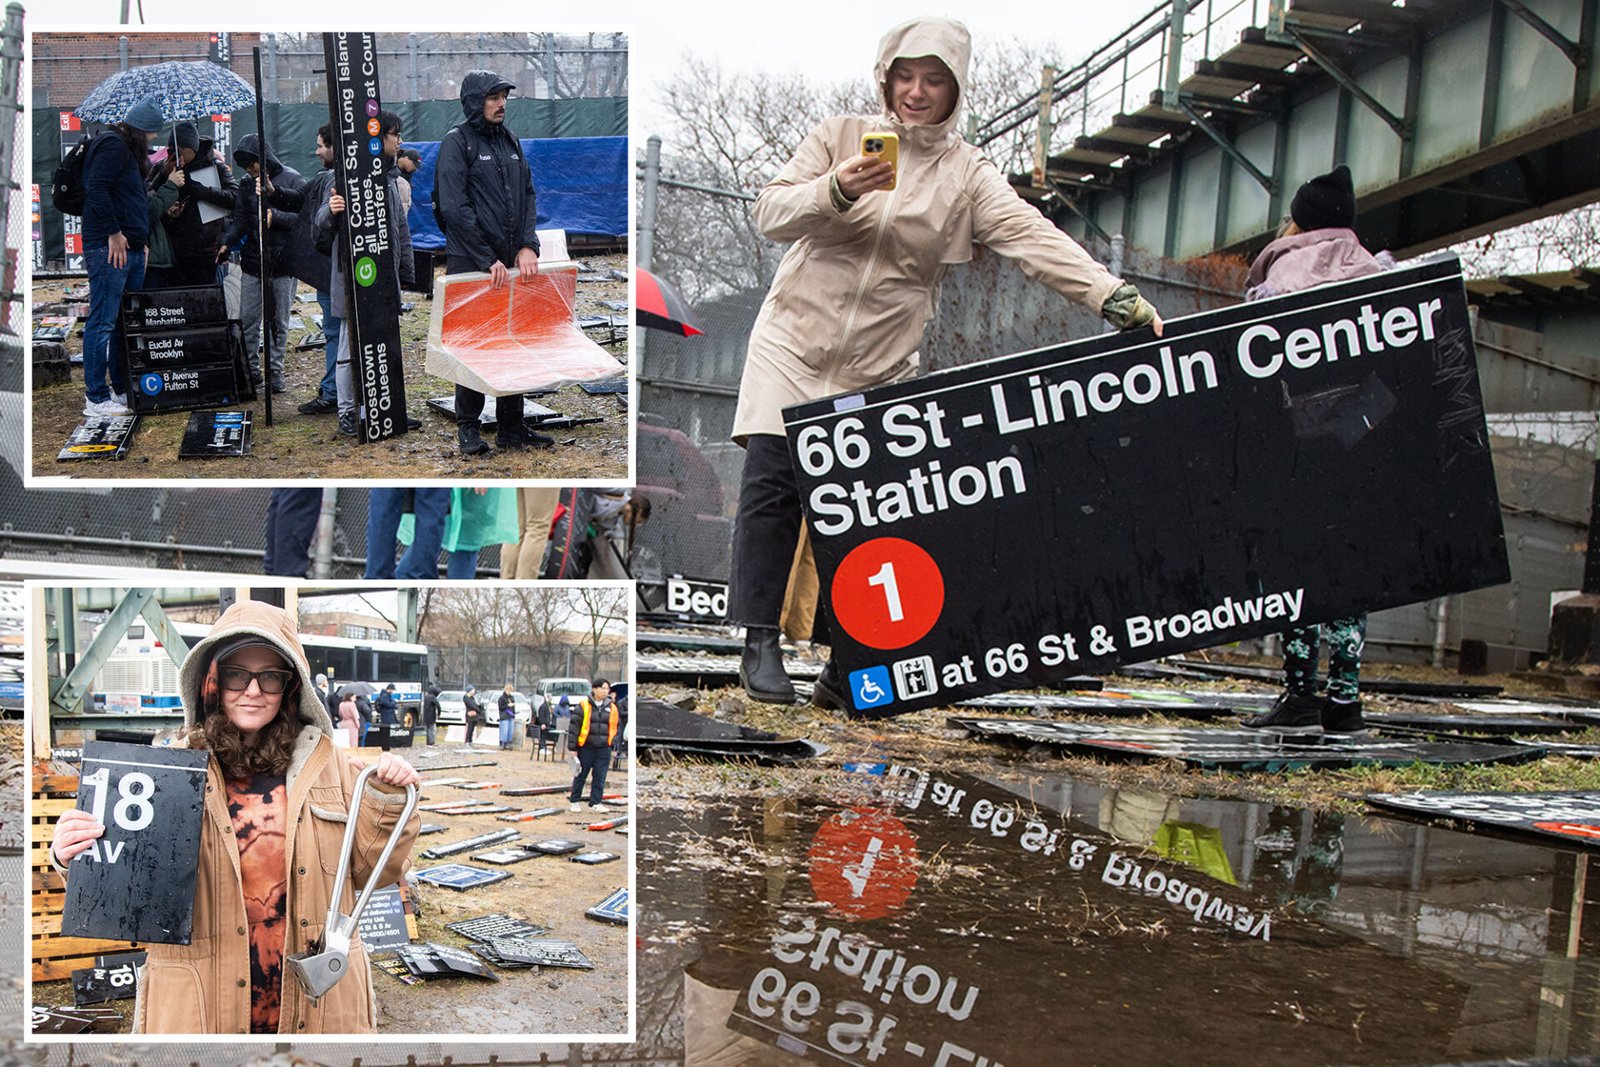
[1290,30,1411,139]
[1178,99,1275,192]
[1495,0,1587,67]
[1046,183,1113,243]
[49,589,187,717]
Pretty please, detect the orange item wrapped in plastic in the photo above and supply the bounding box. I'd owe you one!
[425,262,622,396]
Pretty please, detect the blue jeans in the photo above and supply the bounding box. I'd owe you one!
[365,488,450,578]
[316,290,340,403]
[498,715,516,748]
[263,489,323,577]
[83,245,145,402]
[446,550,480,579]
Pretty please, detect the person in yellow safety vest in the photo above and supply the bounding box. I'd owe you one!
[567,678,621,813]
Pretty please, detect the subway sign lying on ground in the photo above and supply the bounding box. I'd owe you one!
[784,256,1509,716]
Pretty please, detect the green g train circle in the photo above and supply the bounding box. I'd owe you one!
[355,256,377,287]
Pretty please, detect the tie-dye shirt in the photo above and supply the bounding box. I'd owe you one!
[225,774,288,1034]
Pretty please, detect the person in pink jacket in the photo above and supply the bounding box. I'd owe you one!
[729,16,1164,706]
[1239,164,1394,735]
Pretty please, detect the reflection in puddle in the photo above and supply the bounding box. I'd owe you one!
[636,764,1599,1065]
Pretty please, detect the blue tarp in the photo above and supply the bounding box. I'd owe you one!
[405,135,627,252]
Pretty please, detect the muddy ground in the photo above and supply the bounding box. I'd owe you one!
[31,255,629,481]
[639,652,1600,815]
[29,736,632,1037]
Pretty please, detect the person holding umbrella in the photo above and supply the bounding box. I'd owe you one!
[728,17,1163,707]
[221,134,302,393]
[80,93,165,418]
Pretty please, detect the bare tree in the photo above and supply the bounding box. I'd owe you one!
[1451,204,1600,279]
[569,585,629,680]
[647,39,1064,304]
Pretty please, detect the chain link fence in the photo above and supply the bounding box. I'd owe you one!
[431,643,628,691]
[0,485,556,577]
[31,31,627,273]
[0,4,22,342]
[32,31,628,111]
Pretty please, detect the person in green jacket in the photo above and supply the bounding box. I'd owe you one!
[143,165,182,288]
[398,487,519,578]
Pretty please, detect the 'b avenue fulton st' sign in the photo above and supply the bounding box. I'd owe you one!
[785,257,1510,716]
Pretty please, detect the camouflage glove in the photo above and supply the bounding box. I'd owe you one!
[1101,283,1158,331]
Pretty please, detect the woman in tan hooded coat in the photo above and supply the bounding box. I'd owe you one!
[731,16,1164,705]
[51,599,421,1035]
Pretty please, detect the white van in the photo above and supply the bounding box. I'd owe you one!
[535,677,591,710]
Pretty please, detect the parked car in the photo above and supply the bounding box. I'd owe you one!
[435,689,469,725]
[436,688,531,725]
[535,677,591,705]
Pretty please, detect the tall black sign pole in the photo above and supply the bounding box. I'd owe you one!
[322,31,407,442]
[251,46,273,426]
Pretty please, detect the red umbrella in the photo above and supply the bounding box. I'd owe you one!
[636,267,704,336]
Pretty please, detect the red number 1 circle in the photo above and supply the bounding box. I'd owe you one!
[831,537,944,650]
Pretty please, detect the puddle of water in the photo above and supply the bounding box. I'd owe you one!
[636,764,1600,1066]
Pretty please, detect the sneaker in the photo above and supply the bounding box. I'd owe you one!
[1242,692,1323,733]
[405,416,422,432]
[337,412,359,438]
[110,391,129,409]
[568,802,582,813]
[298,395,338,415]
[83,397,131,417]
[589,803,610,814]
[1320,697,1367,734]
[270,378,288,395]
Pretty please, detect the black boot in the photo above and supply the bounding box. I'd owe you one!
[1242,691,1323,732]
[1320,697,1366,734]
[811,659,847,710]
[496,418,531,452]
[739,626,796,704]
[458,422,490,456]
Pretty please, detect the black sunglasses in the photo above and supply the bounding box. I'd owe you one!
[218,665,295,695]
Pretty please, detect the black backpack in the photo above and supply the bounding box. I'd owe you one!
[51,134,100,217]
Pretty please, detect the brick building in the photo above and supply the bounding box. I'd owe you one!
[33,32,261,110]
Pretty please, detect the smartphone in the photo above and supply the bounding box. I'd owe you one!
[860,131,899,191]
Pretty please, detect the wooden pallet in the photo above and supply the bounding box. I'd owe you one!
[31,762,142,982]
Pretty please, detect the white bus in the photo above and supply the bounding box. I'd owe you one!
[94,621,431,723]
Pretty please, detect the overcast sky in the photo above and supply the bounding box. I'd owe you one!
[41,4,1157,130]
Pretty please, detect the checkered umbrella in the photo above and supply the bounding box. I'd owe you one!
[74,60,255,124]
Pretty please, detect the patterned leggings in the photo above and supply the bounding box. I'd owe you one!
[1282,615,1367,701]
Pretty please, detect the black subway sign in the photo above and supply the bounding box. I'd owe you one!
[323,31,406,442]
[784,257,1509,716]
[60,742,210,945]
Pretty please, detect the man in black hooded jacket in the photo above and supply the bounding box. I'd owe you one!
[435,69,542,456]
[221,133,302,392]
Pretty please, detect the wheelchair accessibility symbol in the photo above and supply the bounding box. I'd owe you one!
[139,373,163,395]
[847,666,894,712]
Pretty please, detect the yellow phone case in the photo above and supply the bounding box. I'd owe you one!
[861,131,899,191]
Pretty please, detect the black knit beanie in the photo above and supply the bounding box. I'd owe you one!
[1290,164,1355,231]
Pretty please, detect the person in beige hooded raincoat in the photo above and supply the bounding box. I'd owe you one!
[51,600,421,1035]
[730,16,1164,706]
